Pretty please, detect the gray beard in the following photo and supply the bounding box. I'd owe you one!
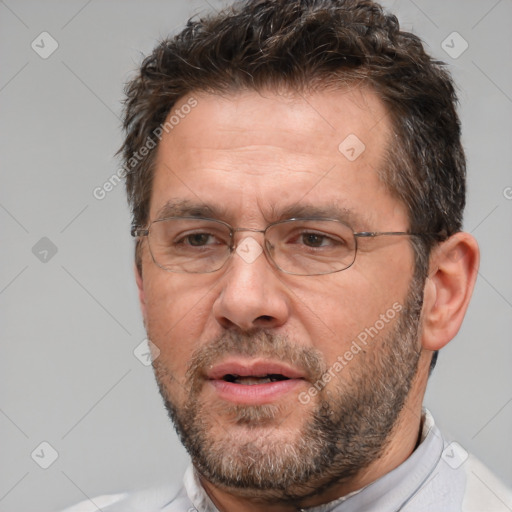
[151,280,423,503]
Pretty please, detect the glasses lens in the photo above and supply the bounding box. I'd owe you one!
[148,218,231,273]
[266,219,356,275]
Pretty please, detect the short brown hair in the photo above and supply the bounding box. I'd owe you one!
[121,0,464,278]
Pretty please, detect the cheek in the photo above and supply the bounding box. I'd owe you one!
[289,266,410,364]
[142,271,212,368]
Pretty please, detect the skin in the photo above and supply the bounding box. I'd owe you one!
[135,87,480,511]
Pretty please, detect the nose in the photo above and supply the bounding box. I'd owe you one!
[212,235,290,332]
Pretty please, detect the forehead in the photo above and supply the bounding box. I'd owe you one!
[167,86,389,157]
[151,87,404,228]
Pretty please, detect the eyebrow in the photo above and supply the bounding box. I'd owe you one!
[155,199,229,221]
[154,199,370,229]
[273,203,369,228]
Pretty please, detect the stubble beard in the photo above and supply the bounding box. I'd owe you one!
[151,280,424,503]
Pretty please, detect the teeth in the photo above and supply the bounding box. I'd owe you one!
[223,374,289,385]
[238,377,272,385]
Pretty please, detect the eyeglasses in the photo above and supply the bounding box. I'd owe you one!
[132,216,435,276]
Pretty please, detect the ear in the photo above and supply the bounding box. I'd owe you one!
[135,263,147,321]
[421,232,480,351]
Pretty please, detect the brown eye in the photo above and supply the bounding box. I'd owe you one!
[301,233,328,247]
[185,233,214,246]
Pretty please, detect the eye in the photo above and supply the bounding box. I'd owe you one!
[300,232,333,248]
[184,233,216,246]
[177,232,222,247]
[290,230,346,249]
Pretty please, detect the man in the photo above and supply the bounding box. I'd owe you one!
[63,0,511,510]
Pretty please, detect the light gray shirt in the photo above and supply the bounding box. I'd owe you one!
[60,411,512,512]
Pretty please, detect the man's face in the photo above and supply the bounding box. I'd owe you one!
[138,88,423,500]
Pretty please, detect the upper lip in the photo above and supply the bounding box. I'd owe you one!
[206,359,307,381]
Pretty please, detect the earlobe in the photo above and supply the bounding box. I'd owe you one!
[421,232,480,351]
[135,263,147,320]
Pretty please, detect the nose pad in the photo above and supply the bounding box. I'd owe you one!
[265,238,275,256]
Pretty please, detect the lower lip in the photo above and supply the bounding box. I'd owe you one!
[209,379,304,404]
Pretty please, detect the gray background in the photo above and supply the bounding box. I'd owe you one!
[1,1,511,511]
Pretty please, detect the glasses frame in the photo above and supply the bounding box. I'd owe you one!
[132,216,439,276]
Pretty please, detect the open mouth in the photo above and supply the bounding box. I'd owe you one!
[207,360,305,403]
[222,374,290,385]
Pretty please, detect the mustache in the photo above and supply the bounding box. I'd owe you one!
[185,330,327,388]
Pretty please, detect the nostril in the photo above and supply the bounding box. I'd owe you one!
[257,315,274,322]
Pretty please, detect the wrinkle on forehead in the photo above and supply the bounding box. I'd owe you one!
[154,197,375,231]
